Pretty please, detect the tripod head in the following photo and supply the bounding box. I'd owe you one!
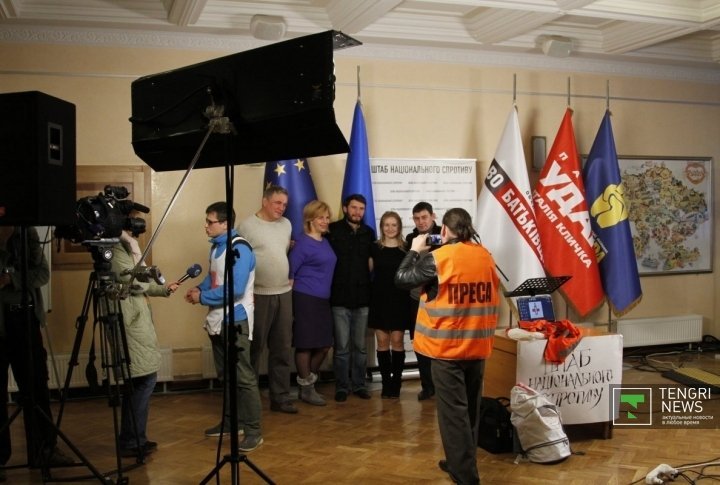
[83,238,125,300]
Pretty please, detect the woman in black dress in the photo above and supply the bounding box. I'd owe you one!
[369,211,413,398]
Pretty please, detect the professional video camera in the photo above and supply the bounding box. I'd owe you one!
[54,185,149,243]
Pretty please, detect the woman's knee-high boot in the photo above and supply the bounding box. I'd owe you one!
[376,350,392,399]
[390,350,405,398]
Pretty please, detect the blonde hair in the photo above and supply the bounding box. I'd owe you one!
[303,200,331,234]
[378,211,406,250]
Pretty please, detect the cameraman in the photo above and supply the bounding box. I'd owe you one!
[394,208,500,485]
[111,227,177,458]
[1,226,72,478]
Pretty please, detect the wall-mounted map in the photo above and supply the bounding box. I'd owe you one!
[621,157,713,275]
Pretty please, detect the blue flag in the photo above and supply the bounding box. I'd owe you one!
[264,159,318,240]
[583,111,642,316]
[341,101,376,234]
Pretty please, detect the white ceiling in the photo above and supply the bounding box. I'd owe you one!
[1,0,719,82]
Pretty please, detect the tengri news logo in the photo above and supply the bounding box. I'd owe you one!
[611,386,652,426]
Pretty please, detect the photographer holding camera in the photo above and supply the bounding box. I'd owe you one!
[0,226,72,480]
[395,208,500,485]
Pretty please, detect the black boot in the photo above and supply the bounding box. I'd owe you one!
[376,350,392,398]
[390,350,405,398]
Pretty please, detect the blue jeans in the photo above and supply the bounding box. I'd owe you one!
[332,306,369,393]
[119,372,157,449]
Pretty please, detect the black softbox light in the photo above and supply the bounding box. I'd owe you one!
[130,31,360,172]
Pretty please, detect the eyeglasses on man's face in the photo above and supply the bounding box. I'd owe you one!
[205,219,224,226]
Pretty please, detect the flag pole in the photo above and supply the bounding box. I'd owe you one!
[567,77,571,107]
[606,80,610,110]
[513,73,517,105]
[357,65,361,102]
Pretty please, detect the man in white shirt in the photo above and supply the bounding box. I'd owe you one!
[237,186,297,414]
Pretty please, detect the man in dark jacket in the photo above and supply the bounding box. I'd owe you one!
[404,202,441,401]
[1,226,72,477]
[326,194,375,402]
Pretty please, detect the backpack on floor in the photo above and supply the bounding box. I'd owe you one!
[477,396,514,454]
[510,383,570,464]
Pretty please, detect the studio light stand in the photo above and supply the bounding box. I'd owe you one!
[129,30,361,485]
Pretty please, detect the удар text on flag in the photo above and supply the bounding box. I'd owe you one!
[533,108,604,317]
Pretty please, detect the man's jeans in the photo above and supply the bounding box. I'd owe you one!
[209,319,262,437]
[332,306,369,393]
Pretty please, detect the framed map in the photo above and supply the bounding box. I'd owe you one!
[621,157,713,275]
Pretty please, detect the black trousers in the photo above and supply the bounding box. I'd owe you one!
[0,307,55,466]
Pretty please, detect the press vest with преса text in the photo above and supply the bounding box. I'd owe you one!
[447,281,494,304]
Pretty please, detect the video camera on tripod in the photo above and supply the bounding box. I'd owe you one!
[54,185,165,288]
[54,185,148,244]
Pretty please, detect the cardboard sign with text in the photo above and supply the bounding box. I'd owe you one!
[516,334,623,424]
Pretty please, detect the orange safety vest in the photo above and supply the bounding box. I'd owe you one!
[413,242,500,360]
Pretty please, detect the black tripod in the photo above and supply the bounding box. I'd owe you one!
[52,241,146,484]
[0,226,113,483]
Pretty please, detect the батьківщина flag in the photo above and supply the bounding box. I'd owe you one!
[340,100,376,235]
[264,159,318,240]
[476,106,545,300]
[533,108,604,318]
[583,110,642,316]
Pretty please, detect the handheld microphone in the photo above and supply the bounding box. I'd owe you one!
[121,265,166,285]
[176,264,202,285]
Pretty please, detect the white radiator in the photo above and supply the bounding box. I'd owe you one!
[617,314,703,348]
[202,345,218,379]
[8,347,174,391]
[158,348,173,382]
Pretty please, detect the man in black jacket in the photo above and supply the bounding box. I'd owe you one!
[326,194,375,402]
[404,202,441,401]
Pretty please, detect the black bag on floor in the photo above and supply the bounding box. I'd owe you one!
[477,396,514,454]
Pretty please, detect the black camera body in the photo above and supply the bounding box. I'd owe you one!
[55,185,149,243]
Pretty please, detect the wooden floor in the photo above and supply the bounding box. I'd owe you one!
[4,351,720,485]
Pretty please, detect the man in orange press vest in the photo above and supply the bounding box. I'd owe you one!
[395,208,499,485]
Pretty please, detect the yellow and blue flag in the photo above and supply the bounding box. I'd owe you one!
[583,111,642,315]
[264,158,318,240]
[341,101,376,234]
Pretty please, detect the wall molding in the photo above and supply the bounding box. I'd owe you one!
[0,24,719,84]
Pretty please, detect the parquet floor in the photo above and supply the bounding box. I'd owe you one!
[4,351,720,484]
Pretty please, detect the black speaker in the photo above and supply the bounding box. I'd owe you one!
[0,91,76,226]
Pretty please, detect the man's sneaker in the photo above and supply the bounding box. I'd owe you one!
[204,423,244,437]
[334,391,348,402]
[237,435,263,452]
[438,460,460,483]
[270,401,298,414]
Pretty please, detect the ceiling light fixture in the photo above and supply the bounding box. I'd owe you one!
[541,35,573,58]
[250,14,287,41]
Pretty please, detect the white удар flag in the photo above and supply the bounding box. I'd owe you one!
[476,107,545,296]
